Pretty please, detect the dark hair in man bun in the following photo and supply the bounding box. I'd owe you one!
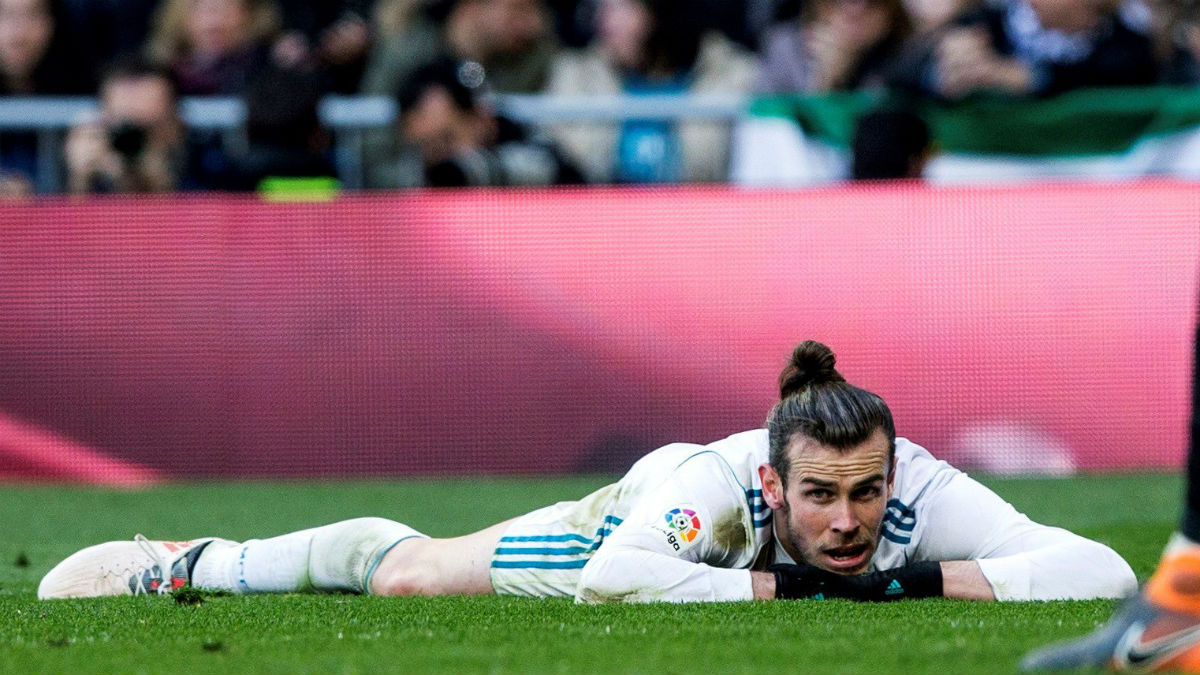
[778,340,846,399]
[767,340,896,485]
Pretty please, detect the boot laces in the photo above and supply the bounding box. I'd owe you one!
[134,534,174,595]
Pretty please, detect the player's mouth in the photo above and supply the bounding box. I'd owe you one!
[821,543,870,571]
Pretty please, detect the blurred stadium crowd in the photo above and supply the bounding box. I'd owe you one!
[0,0,1198,194]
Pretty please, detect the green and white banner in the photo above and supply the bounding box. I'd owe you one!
[732,87,1200,184]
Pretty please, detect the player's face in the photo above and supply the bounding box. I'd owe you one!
[761,430,893,575]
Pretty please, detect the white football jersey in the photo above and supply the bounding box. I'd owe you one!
[489,428,1136,603]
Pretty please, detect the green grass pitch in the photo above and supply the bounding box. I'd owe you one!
[0,472,1180,674]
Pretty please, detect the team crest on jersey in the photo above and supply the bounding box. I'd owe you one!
[658,506,702,552]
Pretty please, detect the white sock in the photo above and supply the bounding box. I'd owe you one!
[191,518,426,594]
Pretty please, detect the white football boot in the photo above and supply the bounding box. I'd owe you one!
[38,534,232,599]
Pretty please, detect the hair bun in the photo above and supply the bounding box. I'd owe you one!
[779,340,845,399]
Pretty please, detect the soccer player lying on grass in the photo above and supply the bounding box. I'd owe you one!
[39,340,1137,604]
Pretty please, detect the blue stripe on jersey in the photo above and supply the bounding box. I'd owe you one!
[497,529,616,552]
[492,515,624,568]
[886,498,914,518]
[494,546,592,556]
[499,533,593,544]
[884,499,916,531]
[491,559,589,570]
[747,488,772,527]
[882,499,915,543]
[498,515,624,545]
[747,488,772,528]
[499,527,619,544]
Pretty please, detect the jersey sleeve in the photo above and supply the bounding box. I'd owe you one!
[574,452,756,603]
[915,472,1137,601]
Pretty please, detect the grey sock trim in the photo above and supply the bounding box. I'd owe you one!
[182,540,215,582]
[362,535,422,596]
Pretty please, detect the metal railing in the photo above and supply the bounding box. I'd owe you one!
[0,94,750,193]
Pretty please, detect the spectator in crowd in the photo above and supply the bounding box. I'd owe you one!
[374,58,583,187]
[372,0,423,40]
[545,0,597,48]
[360,0,556,188]
[545,0,757,183]
[221,65,337,190]
[0,0,89,192]
[889,0,1159,99]
[696,0,760,50]
[271,0,373,93]
[1154,0,1200,82]
[850,108,932,179]
[361,0,555,97]
[145,0,281,96]
[549,0,758,52]
[0,0,86,94]
[0,168,32,195]
[63,57,200,193]
[756,0,912,93]
[903,0,978,34]
[56,0,159,78]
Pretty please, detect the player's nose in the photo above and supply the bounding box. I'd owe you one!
[828,499,860,534]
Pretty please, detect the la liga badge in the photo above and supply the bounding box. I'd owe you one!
[661,506,702,551]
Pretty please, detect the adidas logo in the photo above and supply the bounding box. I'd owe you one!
[885,579,904,596]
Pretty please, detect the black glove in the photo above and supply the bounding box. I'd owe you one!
[770,561,943,601]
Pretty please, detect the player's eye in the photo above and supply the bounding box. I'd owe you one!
[806,489,833,501]
[853,486,882,501]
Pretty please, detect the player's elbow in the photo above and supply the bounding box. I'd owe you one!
[1093,544,1138,599]
[1046,541,1137,600]
[985,537,1138,601]
[575,552,643,604]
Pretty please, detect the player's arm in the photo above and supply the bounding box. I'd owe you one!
[750,559,990,601]
[575,454,756,603]
[940,561,995,600]
[577,546,755,603]
[757,470,1135,603]
[913,472,1137,601]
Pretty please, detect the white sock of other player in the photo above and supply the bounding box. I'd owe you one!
[191,518,427,594]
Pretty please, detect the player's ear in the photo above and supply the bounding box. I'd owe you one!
[758,463,786,510]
